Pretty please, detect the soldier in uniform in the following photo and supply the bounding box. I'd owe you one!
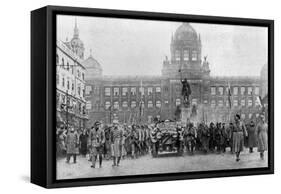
[110,120,123,166]
[89,121,105,168]
[232,114,248,161]
[200,123,210,153]
[247,121,257,153]
[256,114,268,160]
[65,127,79,163]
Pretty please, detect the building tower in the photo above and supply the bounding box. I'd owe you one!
[162,23,206,79]
[66,18,85,60]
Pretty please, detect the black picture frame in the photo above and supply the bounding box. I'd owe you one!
[31,5,274,188]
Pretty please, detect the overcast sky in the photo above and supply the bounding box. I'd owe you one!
[57,15,268,77]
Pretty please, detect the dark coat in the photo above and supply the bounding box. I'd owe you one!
[247,124,257,148]
[66,131,79,154]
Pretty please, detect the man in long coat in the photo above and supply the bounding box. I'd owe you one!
[232,114,247,162]
[256,114,268,160]
[65,127,79,163]
[89,121,105,168]
[110,120,123,166]
[247,121,257,153]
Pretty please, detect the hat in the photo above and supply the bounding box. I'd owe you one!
[235,114,240,119]
[113,120,119,124]
[94,121,101,126]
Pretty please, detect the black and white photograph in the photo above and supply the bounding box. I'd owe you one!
[55,15,269,180]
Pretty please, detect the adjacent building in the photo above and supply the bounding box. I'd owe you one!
[56,21,88,129]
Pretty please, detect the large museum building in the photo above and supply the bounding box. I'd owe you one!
[83,23,267,126]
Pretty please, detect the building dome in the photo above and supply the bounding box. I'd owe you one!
[83,53,103,79]
[174,23,198,41]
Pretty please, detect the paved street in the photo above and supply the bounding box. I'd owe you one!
[57,148,268,180]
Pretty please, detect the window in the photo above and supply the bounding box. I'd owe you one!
[148,87,153,96]
[131,87,136,96]
[211,100,216,108]
[105,88,111,96]
[175,50,180,61]
[67,62,70,71]
[105,101,111,109]
[82,73,84,80]
[131,101,136,108]
[255,87,260,95]
[113,88,119,96]
[72,83,74,91]
[233,87,238,95]
[122,101,128,108]
[176,98,181,106]
[183,50,189,61]
[113,101,119,109]
[233,99,238,107]
[241,87,245,95]
[218,100,223,107]
[211,87,216,95]
[156,87,161,93]
[218,87,224,95]
[248,113,252,119]
[122,87,128,96]
[86,101,92,110]
[78,85,81,95]
[156,100,161,108]
[192,99,197,105]
[62,58,64,66]
[148,100,153,108]
[67,80,70,90]
[241,99,246,106]
[139,87,144,96]
[62,77,65,87]
[248,99,253,107]
[191,50,197,61]
[241,114,245,120]
[248,87,253,95]
[85,85,92,95]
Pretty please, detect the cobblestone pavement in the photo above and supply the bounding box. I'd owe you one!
[57,148,268,180]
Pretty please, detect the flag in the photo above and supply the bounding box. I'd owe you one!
[227,83,232,108]
[256,96,263,108]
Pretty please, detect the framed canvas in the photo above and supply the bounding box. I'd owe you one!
[31,5,274,188]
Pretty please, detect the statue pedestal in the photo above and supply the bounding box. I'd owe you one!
[181,106,191,125]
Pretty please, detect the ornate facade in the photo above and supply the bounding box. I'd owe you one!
[56,21,88,129]
[84,23,266,126]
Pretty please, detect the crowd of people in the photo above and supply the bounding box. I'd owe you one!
[56,113,268,168]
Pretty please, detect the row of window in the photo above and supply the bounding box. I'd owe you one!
[56,54,85,80]
[211,86,259,96]
[174,50,198,61]
[100,98,260,110]
[56,74,85,98]
[104,86,161,96]
[103,85,260,97]
[210,99,260,108]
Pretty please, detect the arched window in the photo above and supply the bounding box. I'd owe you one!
[175,50,180,61]
[183,50,189,61]
[192,50,197,61]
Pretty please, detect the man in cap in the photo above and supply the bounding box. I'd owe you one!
[110,120,123,166]
[232,114,247,161]
[65,127,79,163]
[256,114,268,160]
[89,121,105,168]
